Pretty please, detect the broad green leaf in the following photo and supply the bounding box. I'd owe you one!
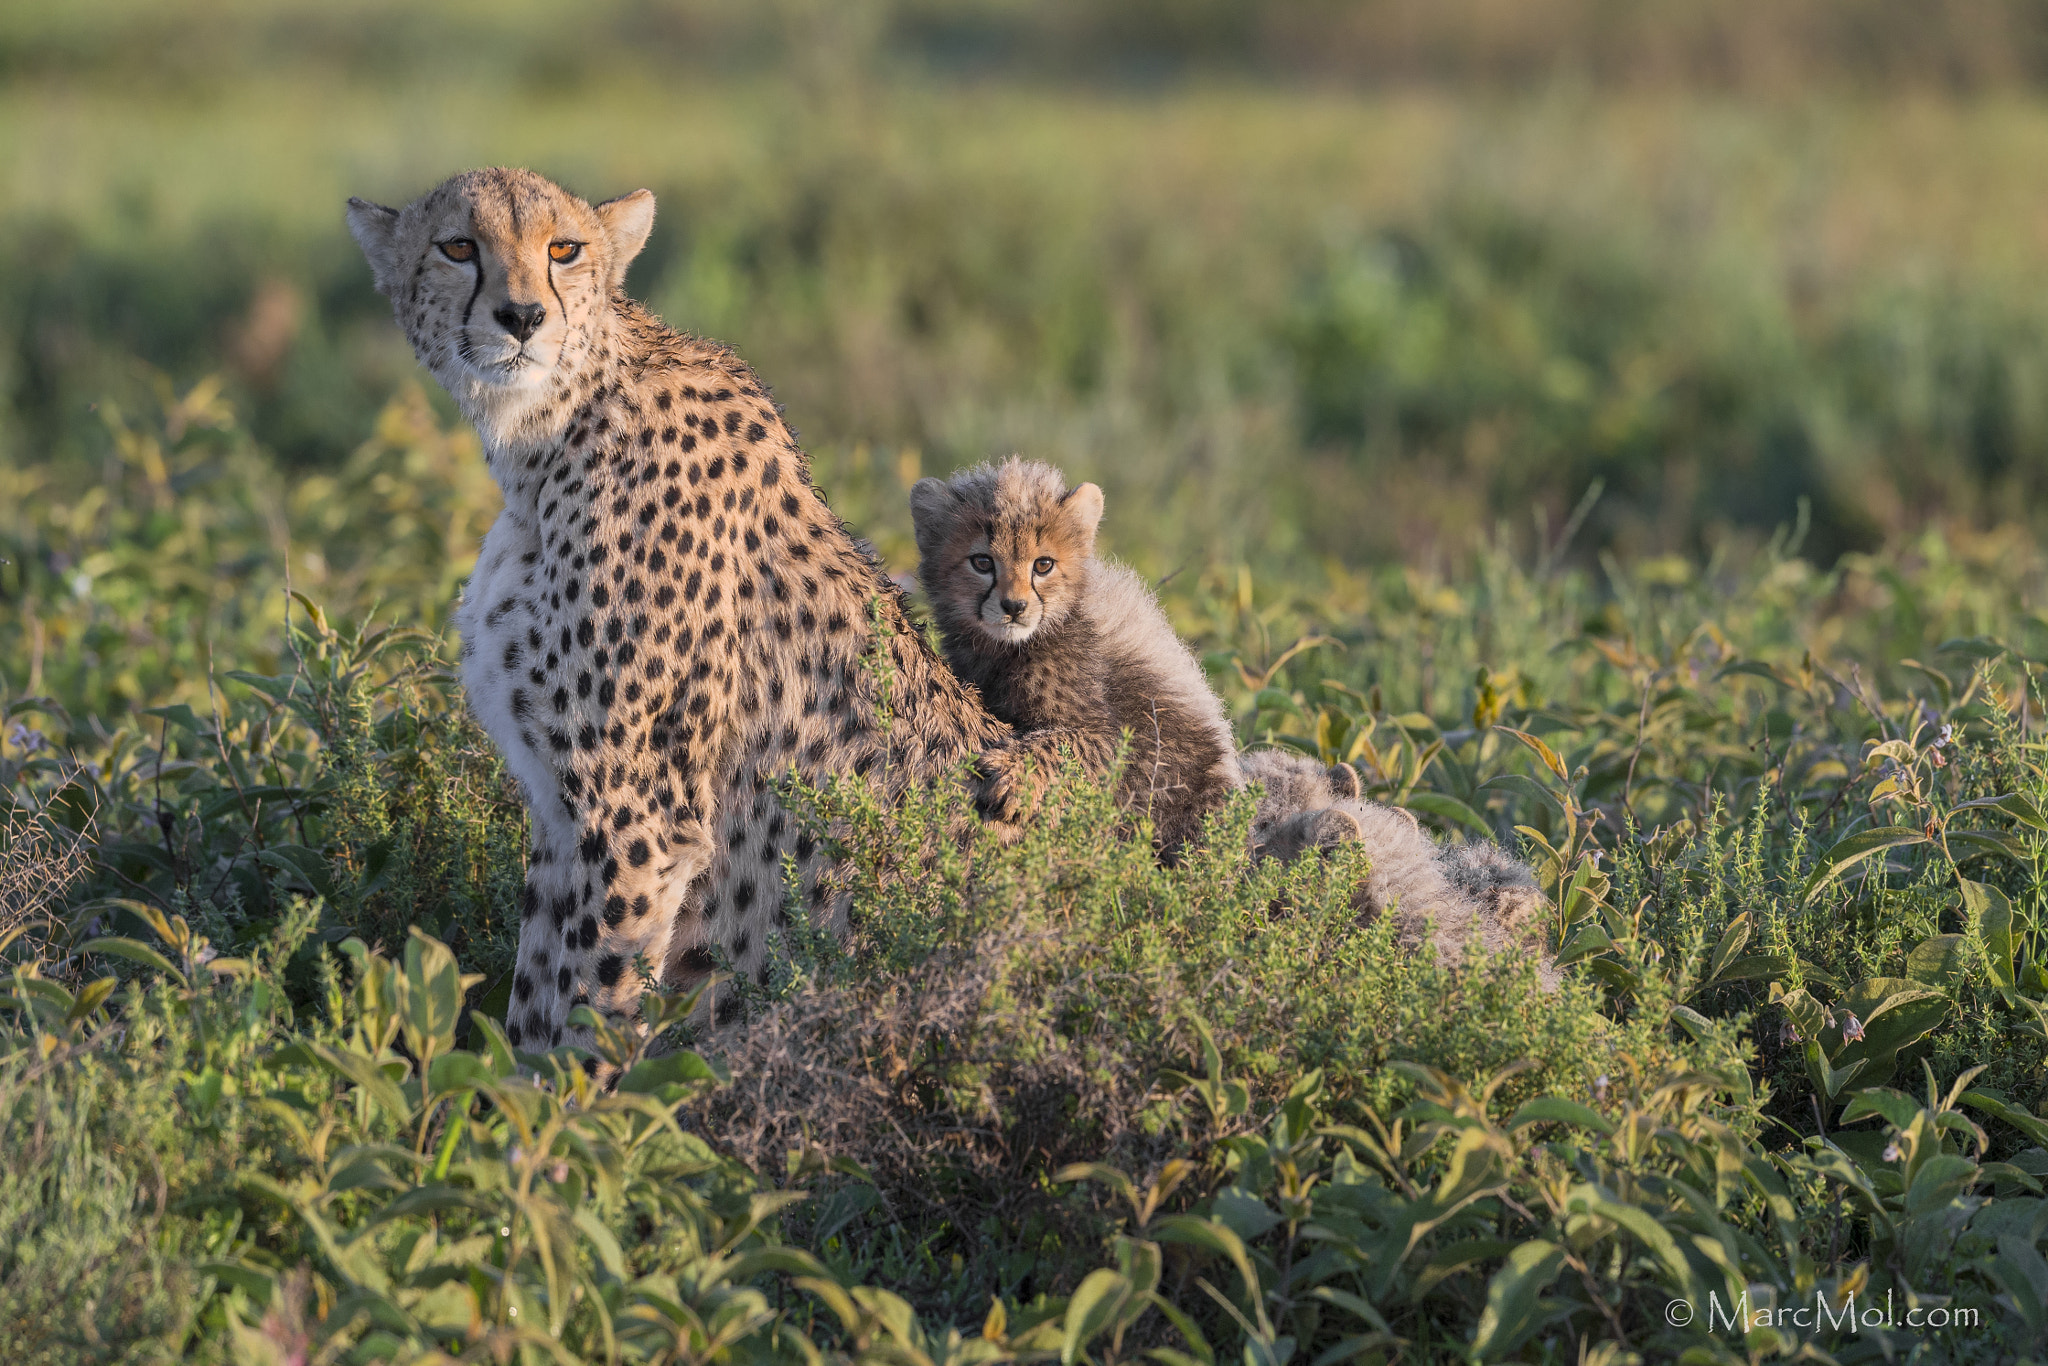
[1904,1153,1980,1215]
[618,1050,725,1095]
[1948,829,2031,863]
[1837,976,1946,1025]
[1471,1239,1566,1362]
[78,936,187,987]
[1495,727,1570,783]
[1962,1089,2048,1148]
[1993,1235,2048,1333]
[1839,1088,1922,1132]
[1830,996,1949,1089]
[1709,953,1792,985]
[254,845,335,899]
[1714,660,1793,688]
[1804,1041,1866,1101]
[1062,1269,1133,1365]
[1056,1163,1140,1212]
[1305,1286,1392,1334]
[1705,913,1751,984]
[1211,1188,1284,1242]
[1801,827,1928,905]
[1584,958,1642,995]
[1554,923,1612,968]
[426,1052,496,1097]
[1115,1237,1163,1298]
[404,929,460,1059]
[1504,1097,1615,1135]
[1582,1196,1704,1302]
[1399,791,1492,835]
[1960,880,2015,988]
[1904,934,1970,987]
[1151,1215,1266,1333]
[1937,636,2008,661]
[304,1040,411,1122]
[66,975,118,1023]
[1951,793,2048,832]
[196,1260,275,1300]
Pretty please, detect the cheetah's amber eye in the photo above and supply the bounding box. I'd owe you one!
[969,554,995,574]
[438,239,477,263]
[549,241,582,264]
[1033,556,1056,575]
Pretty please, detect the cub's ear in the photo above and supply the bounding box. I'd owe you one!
[346,198,402,295]
[1062,482,1105,552]
[596,189,656,279]
[909,478,958,555]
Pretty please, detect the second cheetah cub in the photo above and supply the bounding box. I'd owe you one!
[911,458,1238,858]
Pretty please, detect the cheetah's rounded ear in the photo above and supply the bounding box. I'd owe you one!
[596,189,656,279]
[1063,482,1105,551]
[908,478,958,555]
[346,198,402,296]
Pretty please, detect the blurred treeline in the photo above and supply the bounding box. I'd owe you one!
[13,0,2048,89]
[10,0,2048,601]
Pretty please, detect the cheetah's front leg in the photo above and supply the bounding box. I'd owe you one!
[506,797,718,1056]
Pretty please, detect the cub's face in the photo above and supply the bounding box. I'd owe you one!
[346,168,654,437]
[911,460,1104,645]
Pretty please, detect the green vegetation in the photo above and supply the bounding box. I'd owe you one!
[8,383,2048,1359]
[10,4,2048,1360]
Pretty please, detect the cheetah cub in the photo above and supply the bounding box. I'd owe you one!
[911,458,1239,858]
[1240,749,1558,988]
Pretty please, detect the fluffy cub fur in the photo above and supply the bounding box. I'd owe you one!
[911,458,1239,857]
[1239,749,1556,986]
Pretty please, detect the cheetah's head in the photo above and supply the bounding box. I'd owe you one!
[910,457,1104,646]
[346,168,655,445]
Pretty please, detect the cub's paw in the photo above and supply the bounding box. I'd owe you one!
[971,747,1038,826]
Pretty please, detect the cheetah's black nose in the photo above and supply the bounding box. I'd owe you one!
[493,301,546,342]
[1000,598,1028,619]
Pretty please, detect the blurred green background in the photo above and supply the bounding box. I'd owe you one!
[12,0,2048,717]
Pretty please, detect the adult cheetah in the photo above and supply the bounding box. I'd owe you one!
[348,168,1011,1047]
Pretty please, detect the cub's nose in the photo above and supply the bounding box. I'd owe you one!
[999,598,1028,619]
[493,301,546,342]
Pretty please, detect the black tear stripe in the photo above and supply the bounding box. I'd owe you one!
[548,268,569,367]
[459,252,487,331]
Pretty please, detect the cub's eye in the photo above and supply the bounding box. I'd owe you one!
[968,554,995,574]
[1033,556,1056,575]
[549,241,582,264]
[438,239,476,263]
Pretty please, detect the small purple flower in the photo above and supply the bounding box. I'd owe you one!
[1840,1013,1864,1043]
